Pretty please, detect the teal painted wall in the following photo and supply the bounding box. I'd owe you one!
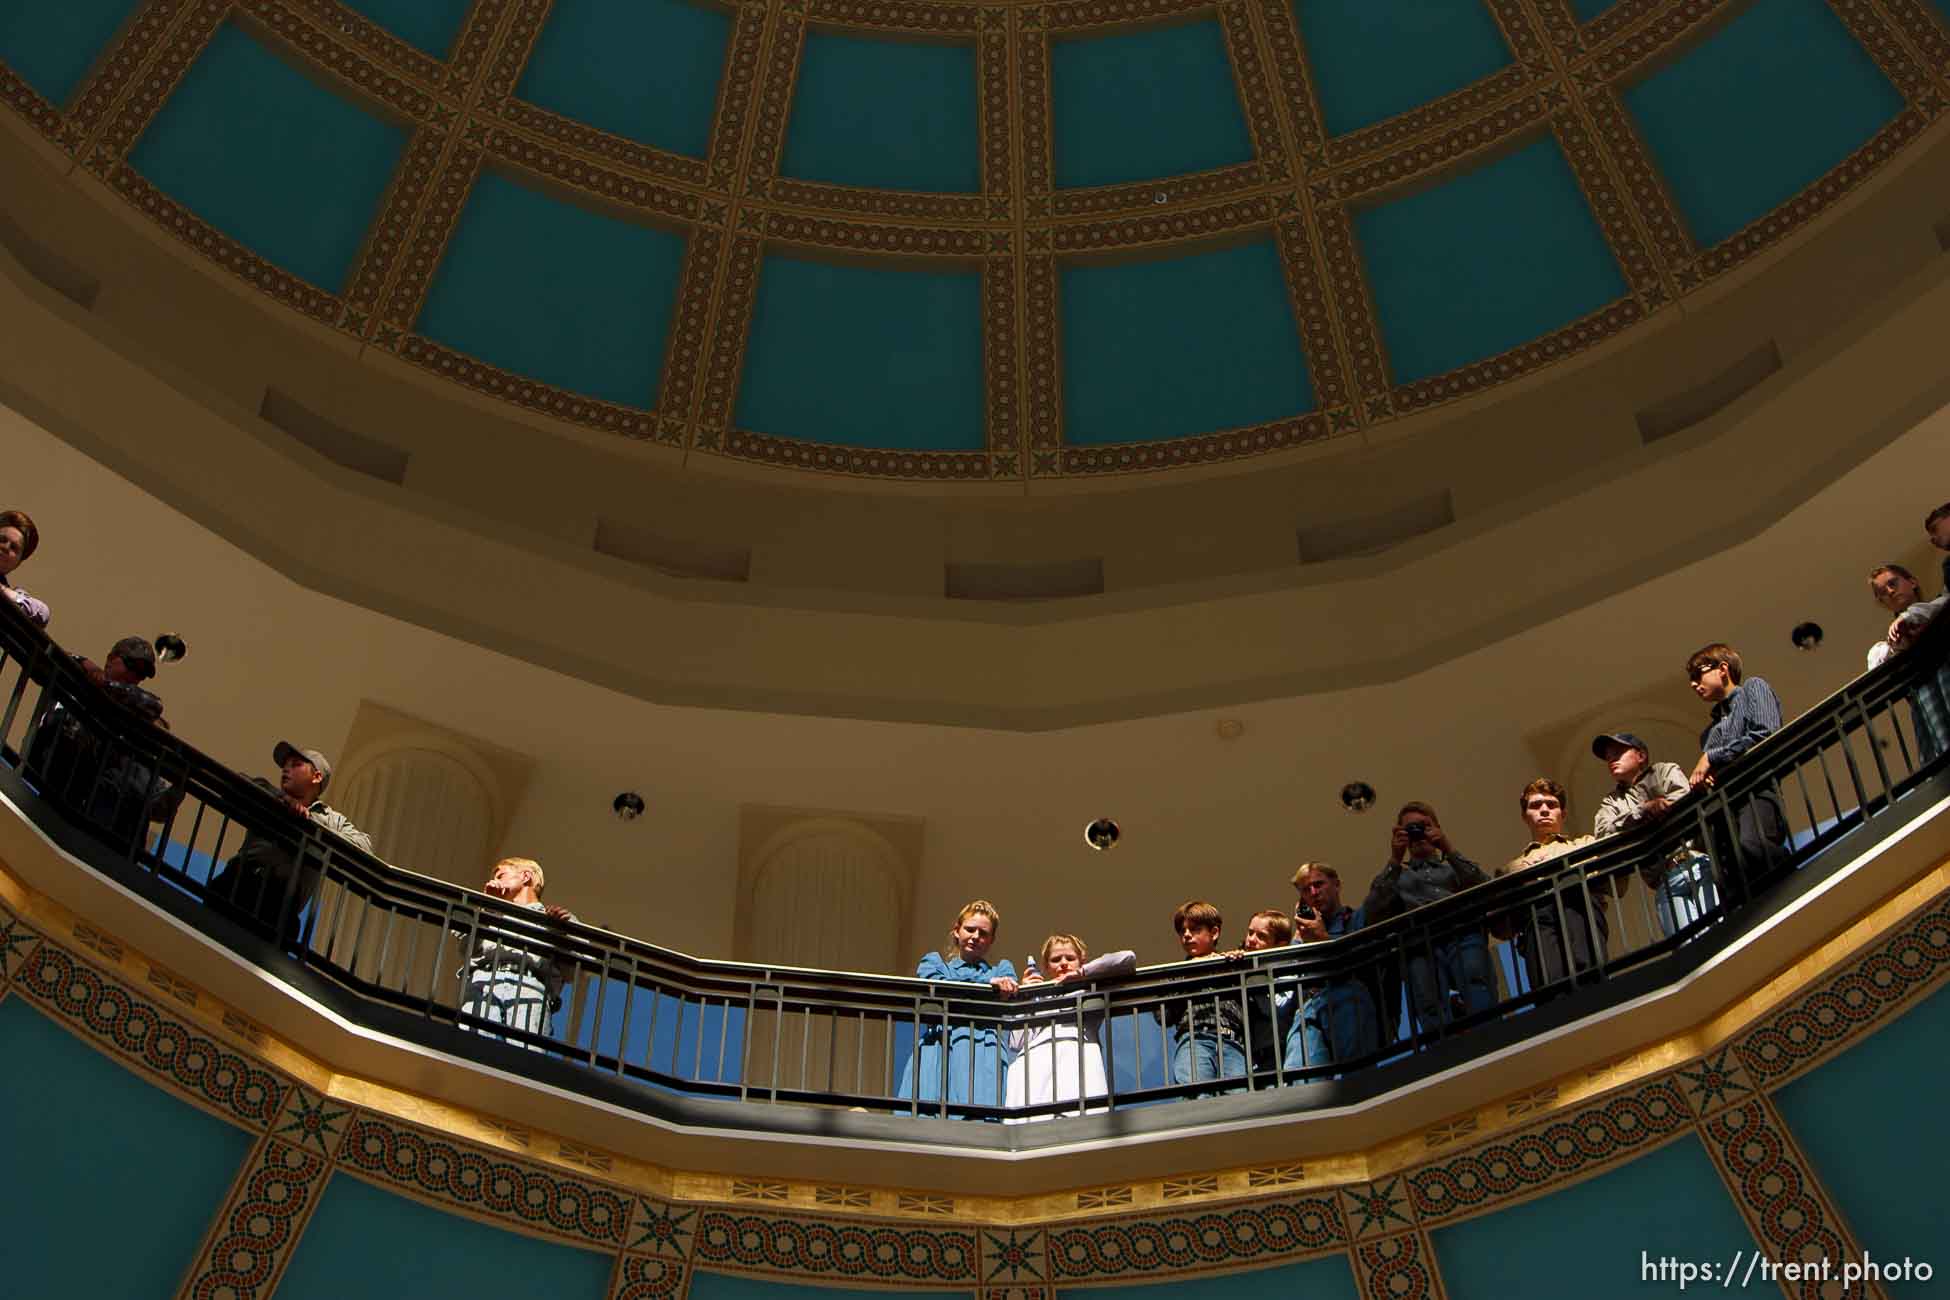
[1620,0,1903,249]
[0,0,140,106]
[1293,1,1512,138]
[1431,1134,1759,1300]
[416,169,688,409]
[1356,132,1627,384]
[276,1171,615,1300]
[1050,21,1253,189]
[782,33,979,193]
[735,254,986,451]
[1771,979,1950,1299]
[516,0,731,159]
[1061,238,1314,443]
[338,0,471,60]
[0,995,255,1300]
[127,22,408,293]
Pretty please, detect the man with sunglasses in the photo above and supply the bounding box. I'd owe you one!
[1686,643,1790,889]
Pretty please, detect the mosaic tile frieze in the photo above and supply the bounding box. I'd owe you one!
[1388,296,1645,418]
[1046,195,1272,252]
[656,223,722,442]
[66,0,196,158]
[612,1254,689,1300]
[486,100,712,187]
[1046,1196,1346,1279]
[275,0,447,91]
[376,138,481,327]
[1405,1076,1692,1225]
[1577,83,1698,270]
[343,125,451,323]
[1327,92,1555,203]
[12,941,287,1130]
[692,1208,980,1283]
[984,252,1025,473]
[805,0,979,35]
[1823,0,1946,113]
[1338,1178,1416,1243]
[742,6,804,187]
[175,1135,332,1300]
[1578,0,1739,83]
[336,1112,633,1247]
[234,1,449,123]
[1698,1099,1882,1300]
[0,0,1943,475]
[443,0,515,96]
[392,333,666,439]
[1873,0,1950,80]
[1351,1230,1449,1300]
[83,0,228,168]
[1735,904,1950,1090]
[478,0,553,106]
[979,8,1013,203]
[0,899,41,984]
[478,122,705,223]
[981,1228,1048,1283]
[1324,67,1537,171]
[1680,110,1927,285]
[1056,409,1334,475]
[1217,0,1289,170]
[1549,103,1668,297]
[1254,0,1328,165]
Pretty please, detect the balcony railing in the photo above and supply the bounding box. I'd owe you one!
[0,603,1945,1139]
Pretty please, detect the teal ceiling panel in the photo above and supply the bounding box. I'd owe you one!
[276,1172,613,1300]
[1294,1,1512,139]
[0,996,254,1300]
[1062,237,1314,444]
[516,0,730,159]
[1432,1134,1757,1298]
[416,170,687,409]
[782,32,979,193]
[0,0,139,106]
[127,22,407,293]
[338,0,472,60]
[735,254,985,451]
[1569,0,1619,21]
[1773,980,1950,1299]
[1051,20,1254,189]
[1620,0,1903,250]
[1355,132,1627,384]
[1054,1253,1359,1300]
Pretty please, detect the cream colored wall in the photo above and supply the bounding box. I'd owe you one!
[9,402,1947,970]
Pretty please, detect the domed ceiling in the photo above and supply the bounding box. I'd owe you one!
[0,0,1940,482]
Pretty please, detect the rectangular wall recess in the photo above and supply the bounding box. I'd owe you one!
[258,389,409,485]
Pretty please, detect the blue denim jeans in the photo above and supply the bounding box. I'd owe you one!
[1170,1034,1247,1093]
[1405,931,1494,1034]
[1655,852,1720,939]
[1283,982,1380,1074]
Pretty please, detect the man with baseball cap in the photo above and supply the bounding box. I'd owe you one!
[206,740,371,946]
[1591,731,1697,938]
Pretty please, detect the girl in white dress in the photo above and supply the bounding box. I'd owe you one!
[1004,933,1136,1121]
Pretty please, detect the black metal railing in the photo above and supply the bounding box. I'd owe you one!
[0,602,1945,1131]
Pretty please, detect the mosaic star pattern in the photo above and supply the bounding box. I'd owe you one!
[0,0,1938,479]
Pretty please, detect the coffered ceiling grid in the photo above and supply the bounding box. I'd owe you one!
[4,0,1945,482]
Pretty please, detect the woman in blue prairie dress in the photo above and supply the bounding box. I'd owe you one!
[897,900,1019,1112]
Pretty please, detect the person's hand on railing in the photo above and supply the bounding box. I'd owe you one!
[990,974,1019,998]
[543,903,574,923]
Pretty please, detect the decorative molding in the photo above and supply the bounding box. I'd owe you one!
[1044,1196,1346,1279]
[691,1208,979,1283]
[174,1135,332,1300]
[1697,1098,1886,1300]
[1350,1230,1450,1300]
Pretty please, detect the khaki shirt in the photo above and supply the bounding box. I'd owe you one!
[1499,833,1595,878]
[1593,763,1691,840]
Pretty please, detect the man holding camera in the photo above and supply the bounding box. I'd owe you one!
[1282,863,1380,1073]
[1361,802,1494,1036]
